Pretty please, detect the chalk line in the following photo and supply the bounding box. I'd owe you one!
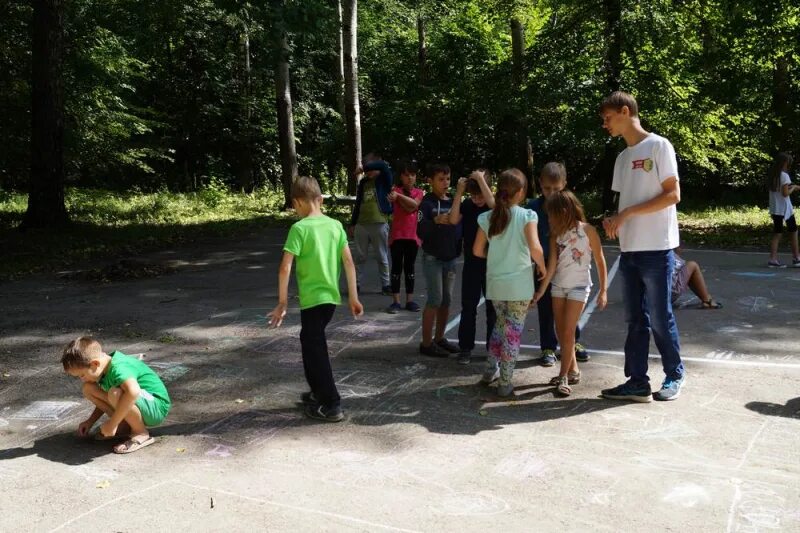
[578,255,620,331]
[175,480,422,532]
[453,340,800,369]
[725,481,743,533]
[736,420,769,470]
[49,480,173,532]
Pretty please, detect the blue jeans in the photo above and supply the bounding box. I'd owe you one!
[421,253,456,308]
[619,250,683,385]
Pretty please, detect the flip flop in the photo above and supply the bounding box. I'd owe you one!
[113,435,155,454]
[700,298,723,309]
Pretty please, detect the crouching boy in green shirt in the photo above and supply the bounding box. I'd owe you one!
[268,176,363,422]
[62,336,171,454]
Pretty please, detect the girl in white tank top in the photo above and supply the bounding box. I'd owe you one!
[534,191,608,397]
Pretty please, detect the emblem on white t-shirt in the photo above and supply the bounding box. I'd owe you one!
[631,158,654,172]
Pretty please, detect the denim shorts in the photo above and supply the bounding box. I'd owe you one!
[550,283,591,303]
[421,253,457,308]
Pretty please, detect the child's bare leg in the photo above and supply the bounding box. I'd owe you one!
[107,388,148,437]
[770,233,781,261]
[422,306,437,345]
[392,293,401,305]
[434,306,449,341]
[685,261,712,302]
[554,298,584,376]
[790,231,799,259]
[83,382,115,416]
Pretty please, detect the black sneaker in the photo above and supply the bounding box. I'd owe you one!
[601,381,653,403]
[436,338,461,354]
[304,403,344,422]
[419,342,448,358]
[457,351,471,365]
[300,391,317,405]
[575,343,590,362]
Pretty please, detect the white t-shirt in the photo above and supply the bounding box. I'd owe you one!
[612,133,680,252]
[768,172,793,220]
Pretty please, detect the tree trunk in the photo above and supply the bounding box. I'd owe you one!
[599,0,622,214]
[237,19,255,193]
[511,18,534,194]
[417,14,427,87]
[275,27,298,209]
[23,0,68,229]
[342,0,361,196]
[770,55,791,153]
[335,0,346,118]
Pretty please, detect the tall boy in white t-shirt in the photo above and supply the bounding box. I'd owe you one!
[599,91,685,402]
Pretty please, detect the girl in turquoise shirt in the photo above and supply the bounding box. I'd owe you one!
[473,169,547,397]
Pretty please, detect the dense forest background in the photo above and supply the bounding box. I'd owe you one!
[2,0,799,228]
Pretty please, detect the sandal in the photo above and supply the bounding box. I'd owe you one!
[700,298,722,309]
[93,431,128,441]
[549,370,581,385]
[556,376,572,397]
[113,434,155,454]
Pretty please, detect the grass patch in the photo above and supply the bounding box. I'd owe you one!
[0,186,352,280]
[677,205,769,248]
[1,186,773,280]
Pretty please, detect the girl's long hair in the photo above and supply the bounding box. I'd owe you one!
[488,168,527,238]
[768,153,793,192]
[545,190,586,239]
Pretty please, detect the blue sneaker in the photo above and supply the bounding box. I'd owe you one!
[386,302,402,314]
[540,349,556,367]
[405,301,421,312]
[654,375,686,401]
[601,381,653,403]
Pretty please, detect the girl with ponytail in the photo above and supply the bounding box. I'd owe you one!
[472,169,546,397]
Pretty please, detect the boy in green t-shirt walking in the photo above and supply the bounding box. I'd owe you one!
[62,336,171,454]
[268,176,363,422]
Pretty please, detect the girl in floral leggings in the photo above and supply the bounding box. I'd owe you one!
[472,169,547,397]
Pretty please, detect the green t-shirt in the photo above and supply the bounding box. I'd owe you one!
[357,178,386,224]
[284,215,348,309]
[99,352,171,413]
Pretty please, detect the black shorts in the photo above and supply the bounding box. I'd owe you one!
[772,214,797,233]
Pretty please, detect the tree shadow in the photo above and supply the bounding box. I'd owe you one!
[745,397,800,419]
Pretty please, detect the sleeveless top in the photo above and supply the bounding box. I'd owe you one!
[552,222,593,289]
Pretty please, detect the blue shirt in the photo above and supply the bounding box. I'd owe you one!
[477,206,538,301]
[526,196,550,252]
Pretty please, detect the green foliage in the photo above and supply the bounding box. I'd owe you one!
[1,0,798,199]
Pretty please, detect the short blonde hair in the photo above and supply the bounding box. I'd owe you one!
[291,176,322,202]
[61,336,103,370]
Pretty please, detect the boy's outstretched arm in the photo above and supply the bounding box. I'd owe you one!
[341,245,364,317]
[448,177,468,224]
[472,171,495,209]
[100,378,140,437]
[586,224,608,309]
[268,252,295,328]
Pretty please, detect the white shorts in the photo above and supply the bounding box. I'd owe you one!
[550,284,591,303]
